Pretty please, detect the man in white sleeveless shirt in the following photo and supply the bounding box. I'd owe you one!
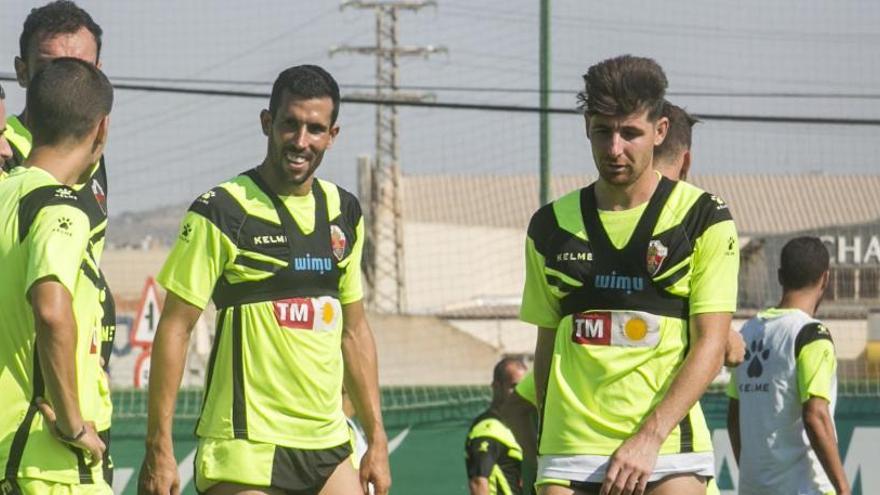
[727,236,850,495]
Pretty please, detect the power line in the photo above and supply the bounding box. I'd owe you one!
[5,73,880,100]
[84,74,880,99]
[2,75,879,126]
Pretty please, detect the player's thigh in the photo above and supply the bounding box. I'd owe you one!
[647,473,706,495]
[205,482,286,495]
[317,456,360,495]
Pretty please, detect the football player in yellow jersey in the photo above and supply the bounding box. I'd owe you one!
[507,100,742,495]
[0,84,14,170]
[5,3,118,486]
[523,56,738,495]
[0,57,113,495]
[140,65,390,495]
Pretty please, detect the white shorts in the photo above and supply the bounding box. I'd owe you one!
[538,452,715,484]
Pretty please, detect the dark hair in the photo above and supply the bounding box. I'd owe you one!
[577,55,668,121]
[0,83,5,100]
[269,65,340,124]
[492,356,526,385]
[654,101,700,164]
[19,1,102,62]
[27,57,113,145]
[778,236,830,290]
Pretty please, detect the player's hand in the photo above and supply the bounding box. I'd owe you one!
[138,442,180,495]
[600,431,661,495]
[36,397,105,467]
[360,440,391,495]
[724,326,745,367]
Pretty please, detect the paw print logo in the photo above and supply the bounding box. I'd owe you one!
[710,195,729,210]
[57,216,72,231]
[180,223,193,240]
[745,338,771,378]
[197,190,216,205]
[728,237,736,251]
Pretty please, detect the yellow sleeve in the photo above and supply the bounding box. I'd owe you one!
[25,204,90,296]
[689,219,739,315]
[157,211,233,309]
[726,371,739,399]
[519,236,562,329]
[338,218,365,304]
[515,370,537,406]
[797,338,836,403]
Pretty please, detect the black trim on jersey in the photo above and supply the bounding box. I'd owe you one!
[73,449,93,484]
[335,187,362,263]
[188,186,248,244]
[100,278,117,369]
[17,185,82,242]
[794,322,834,359]
[527,203,561,258]
[89,228,106,247]
[679,192,733,240]
[196,308,227,435]
[678,414,694,453]
[647,191,733,282]
[80,260,101,287]
[233,254,282,274]
[652,263,690,290]
[231,306,248,439]
[557,177,690,319]
[211,170,341,309]
[98,429,113,485]
[529,202,595,294]
[4,348,45,482]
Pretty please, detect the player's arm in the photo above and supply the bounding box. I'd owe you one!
[603,214,738,495]
[603,312,729,495]
[803,398,849,495]
[468,477,490,495]
[797,326,850,495]
[533,327,555,419]
[140,293,202,495]
[339,211,390,495]
[498,373,537,489]
[725,368,741,463]
[725,326,745,367]
[26,202,104,464]
[465,435,504,495]
[140,209,227,495]
[341,300,390,495]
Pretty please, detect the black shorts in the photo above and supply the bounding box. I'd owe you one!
[194,437,353,495]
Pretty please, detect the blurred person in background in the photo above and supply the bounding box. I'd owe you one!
[728,237,849,495]
[466,357,528,495]
[0,84,14,169]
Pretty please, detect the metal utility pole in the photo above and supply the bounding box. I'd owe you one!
[539,0,551,205]
[331,1,446,314]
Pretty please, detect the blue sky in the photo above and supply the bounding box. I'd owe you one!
[2,0,879,212]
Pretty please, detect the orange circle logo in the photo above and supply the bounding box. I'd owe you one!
[624,318,648,341]
[322,302,335,324]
